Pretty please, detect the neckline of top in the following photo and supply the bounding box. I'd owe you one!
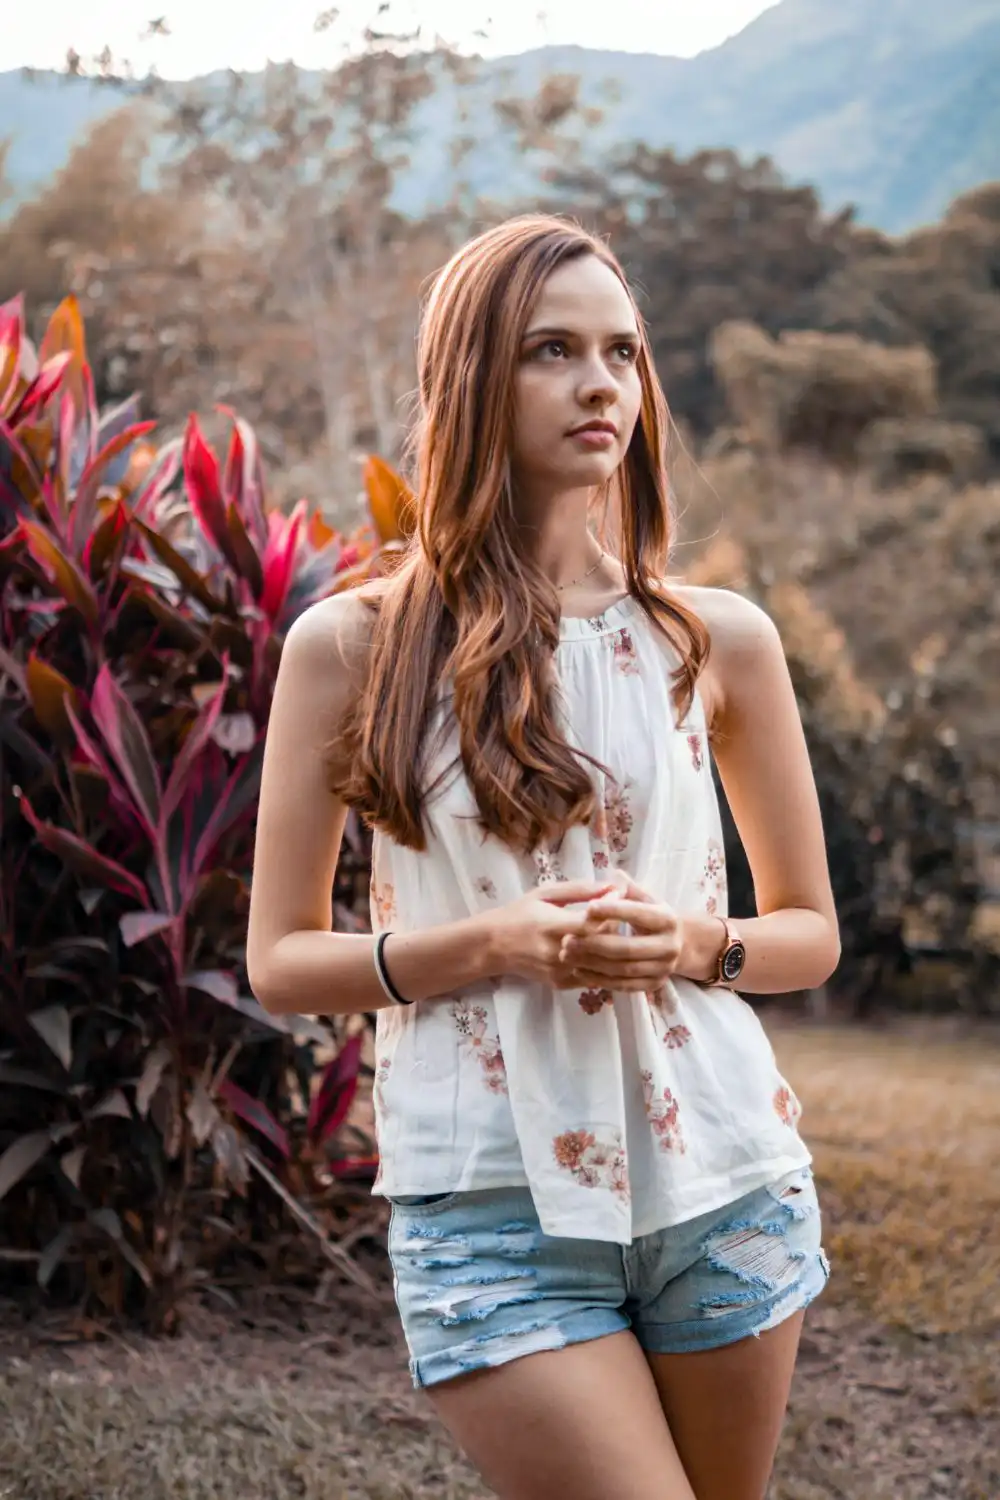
[558,592,640,641]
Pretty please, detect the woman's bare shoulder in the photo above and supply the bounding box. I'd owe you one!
[667,583,782,727]
[282,583,382,670]
[668,583,776,654]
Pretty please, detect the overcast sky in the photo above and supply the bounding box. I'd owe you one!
[3,1,779,76]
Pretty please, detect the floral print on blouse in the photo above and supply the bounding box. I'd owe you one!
[369,595,812,1243]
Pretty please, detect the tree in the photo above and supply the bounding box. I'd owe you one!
[543,145,861,438]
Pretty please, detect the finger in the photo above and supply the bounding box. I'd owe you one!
[565,933,677,962]
[612,874,656,904]
[588,868,655,904]
[566,955,677,981]
[583,899,677,932]
[540,880,617,907]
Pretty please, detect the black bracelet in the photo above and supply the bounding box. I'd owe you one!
[374,930,414,1006]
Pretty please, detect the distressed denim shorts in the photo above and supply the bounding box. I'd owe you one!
[387,1165,830,1388]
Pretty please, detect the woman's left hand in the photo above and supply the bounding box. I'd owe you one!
[557,870,686,993]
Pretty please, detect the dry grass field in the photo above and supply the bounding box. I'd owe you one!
[1,1015,997,1500]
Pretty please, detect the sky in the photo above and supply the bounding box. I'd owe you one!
[2,1,779,77]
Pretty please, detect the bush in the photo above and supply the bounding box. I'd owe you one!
[710,320,937,461]
[0,293,410,1324]
[685,534,989,1012]
[857,416,986,487]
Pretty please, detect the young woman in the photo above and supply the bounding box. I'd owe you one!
[247,214,839,1500]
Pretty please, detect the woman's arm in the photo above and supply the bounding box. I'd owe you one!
[246,595,499,1016]
[675,586,841,995]
[248,596,618,1014]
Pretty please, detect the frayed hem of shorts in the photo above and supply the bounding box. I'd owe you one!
[634,1253,831,1358]
[407,1311,627,1388]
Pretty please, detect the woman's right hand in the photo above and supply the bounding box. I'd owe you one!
[481,879,620,989]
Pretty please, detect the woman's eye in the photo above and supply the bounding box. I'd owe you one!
[614,344,638,362]
[539,340,567,358]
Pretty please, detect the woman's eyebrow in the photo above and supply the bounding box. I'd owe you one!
[522,325,639,341]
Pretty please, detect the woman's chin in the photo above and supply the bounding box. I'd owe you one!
[542,450,621,491]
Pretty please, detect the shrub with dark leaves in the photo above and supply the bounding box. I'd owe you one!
[0,294,410,1323]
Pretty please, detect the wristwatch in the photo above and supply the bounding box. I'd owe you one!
[713,917,747,987]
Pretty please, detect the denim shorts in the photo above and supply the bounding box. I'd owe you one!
[387,1165,830,1388]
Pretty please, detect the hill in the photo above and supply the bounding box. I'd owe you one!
[2,0,999,232]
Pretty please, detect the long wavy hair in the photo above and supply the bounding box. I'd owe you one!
[329,214,710,853]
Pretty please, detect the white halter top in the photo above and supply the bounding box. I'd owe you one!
[369,595,811,1243]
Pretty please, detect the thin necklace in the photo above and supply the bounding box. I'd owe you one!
[556,548,606,592]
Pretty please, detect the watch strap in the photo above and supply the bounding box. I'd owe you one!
[713,916,742,986]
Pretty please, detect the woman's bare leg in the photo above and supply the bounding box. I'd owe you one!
[646,1310,806,1500]
[429,1330,698,1500]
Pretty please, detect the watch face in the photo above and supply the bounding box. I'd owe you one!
[722,941,746,983]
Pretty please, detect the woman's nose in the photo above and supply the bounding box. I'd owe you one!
[577,359,618,406]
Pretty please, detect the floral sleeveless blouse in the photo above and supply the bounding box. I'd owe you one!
[369,595,811,1244]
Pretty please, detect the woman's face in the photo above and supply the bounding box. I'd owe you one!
[511,254,643,497]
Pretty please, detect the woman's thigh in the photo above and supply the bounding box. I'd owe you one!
[389,1187,696,1498]
[431,1330,698,1500]
[645,1311,805,1500]
[634,1166,830,1500]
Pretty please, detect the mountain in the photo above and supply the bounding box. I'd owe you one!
[2,0,998,233]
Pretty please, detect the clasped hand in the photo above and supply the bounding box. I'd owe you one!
[556,868,685,994]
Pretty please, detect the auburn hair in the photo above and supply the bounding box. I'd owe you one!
[328,214,710,853]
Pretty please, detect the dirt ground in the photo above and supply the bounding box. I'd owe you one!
[1,1014,998,1500]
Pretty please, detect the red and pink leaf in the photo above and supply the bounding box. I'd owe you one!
[91,665,163,838]
[134,519,222,614]
[183,414,229,557]
[64,698,139,832]
[131,437,182,521]
[160,669,229,825]
[218,405,267,549]
[260,503,304,622]
[9,351,72,424]
[19,521,98,624]
[224,501,264,597]
[70,419,156,554]
[308,1034,363,1145]
[185,969,238,1004]
[0,304,25,413]
[188,740,264,879]
[217,1079,290,1159]
[327,1154,379,1180]
[119,911,174,948]
[17,793,149,904]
